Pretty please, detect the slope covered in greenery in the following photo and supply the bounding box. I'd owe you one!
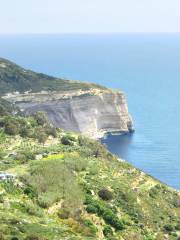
[0,112,179,240]
[0,58,105,95]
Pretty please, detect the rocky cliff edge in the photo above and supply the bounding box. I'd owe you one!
[3,88,134,139]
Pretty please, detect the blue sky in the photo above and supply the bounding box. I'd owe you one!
[0,0,180,34]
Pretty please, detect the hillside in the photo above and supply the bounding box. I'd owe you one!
[0,113,179,240]
[0,58,179,239]
[0,58,105,95]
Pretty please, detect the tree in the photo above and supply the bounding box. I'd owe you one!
[37,131,47,144]
[34,112,48,126]
[4,122,19,135]
[98,188,113,201]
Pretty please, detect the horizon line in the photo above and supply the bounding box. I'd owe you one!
[0,32,180,35]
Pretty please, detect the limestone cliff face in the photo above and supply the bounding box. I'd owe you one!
[3,89,133,138]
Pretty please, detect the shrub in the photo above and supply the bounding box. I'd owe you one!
[89,164,99,175]
[24,186,37,198]
[4,122,19,135]
[15,153,27,163]
[84,219,97,235]
[33,112,47,126]
[61,136,74,145]
[25,202,44,217]
[98,188,113,201]
[149,186,159,198]
[85,196,124,231]
[26,159,84,212]
[103,225,113,237]
[15,151,35,163]
[175,223,180,230]
[86,204,98,214]
[36,131,48,144]
[65,156,88,172]
[102,209,124,230]
[84,194,93,204]
[19,127,31,138]
[46,126,57,137]
[164,224,174,232]
[78,136,109,159]
[58,208,70,219]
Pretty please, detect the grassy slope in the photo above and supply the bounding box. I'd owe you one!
[0,116,179,240]
[0,58,105,95]
[0,58,179,239]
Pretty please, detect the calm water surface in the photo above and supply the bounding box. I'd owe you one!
[0,34,180,189]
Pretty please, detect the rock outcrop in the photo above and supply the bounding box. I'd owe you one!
[3,88,133,139]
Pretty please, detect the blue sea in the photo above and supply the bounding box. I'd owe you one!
[0,34,180,190]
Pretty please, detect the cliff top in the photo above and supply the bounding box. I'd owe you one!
[0,58,106,95]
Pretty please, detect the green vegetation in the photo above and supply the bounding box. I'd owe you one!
[98,188,114,201]
[0,58,105,95]
[0,98,19,116]
[0,109,179,239]
[0,112,57,142]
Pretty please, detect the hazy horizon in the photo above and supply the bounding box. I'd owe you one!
[1,0,180,34]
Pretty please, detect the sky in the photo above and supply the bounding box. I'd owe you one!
[0,0,180,34]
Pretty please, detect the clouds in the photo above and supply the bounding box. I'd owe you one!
[0,0,179,33]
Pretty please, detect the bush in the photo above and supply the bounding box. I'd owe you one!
[78,136,109,159]
[15,153,27,163]
[19,127,31,138]
[35,130,48,144]
[58,208,70,219]
[46,126,57,137]
[15,151,35,163]
[164,224,174,232]
[85,196,124,231]
[4,122,19,135]
[24,186,37,198]
[86,204,98,214]
[103,225,113,237]
[84,219,97,235]
[102,209,124,230]
[98,188,113,201]
[26,159,84,212]
[65,156,88,172]
[61,136,74,145]
[175,223,180,230]
[25,202,44,217]
[33,112,47,126]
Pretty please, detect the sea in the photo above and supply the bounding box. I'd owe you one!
[0,33,180,190]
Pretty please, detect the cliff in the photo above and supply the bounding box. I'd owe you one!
[0,58,133,138]
[3,88,133,139]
